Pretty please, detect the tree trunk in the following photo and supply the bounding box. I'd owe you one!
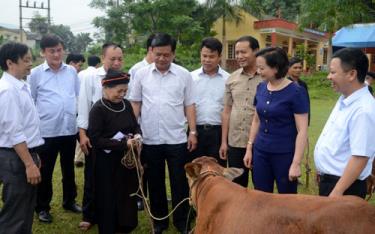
[221,13,227,69]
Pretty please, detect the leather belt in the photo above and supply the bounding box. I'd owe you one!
[196,124,221,130]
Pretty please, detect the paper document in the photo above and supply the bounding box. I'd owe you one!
[104,131,125,153]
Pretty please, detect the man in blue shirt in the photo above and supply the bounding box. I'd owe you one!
[314,48,375,198]
[27,34,81,222]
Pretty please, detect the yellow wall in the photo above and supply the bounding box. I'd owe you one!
[0,28,27,43]
[212,10,266,59]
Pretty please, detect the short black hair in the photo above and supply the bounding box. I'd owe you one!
[289,57,303,67]
[88,55,101,67]
[151,33,176,52]
[332,48,368,83]
[102,42,123,56]
[146,34,156,50]
[40,34,64,50]
[235,35,259,51]
[66,53,85,64]
[256,47,289,79]
[200,37,223,55]
[0,42,30,71]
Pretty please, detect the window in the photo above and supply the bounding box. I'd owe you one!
[228,43,235,59]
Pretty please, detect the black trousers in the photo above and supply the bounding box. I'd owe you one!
[189,125,226,166]
[82,151,96,223]
[36,135,77,212]
[319,174,367,199]
[142,143,190,232]
[0,148,39,234]
[227,146,250,188]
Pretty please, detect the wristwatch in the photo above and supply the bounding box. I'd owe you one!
[189,130,197,136]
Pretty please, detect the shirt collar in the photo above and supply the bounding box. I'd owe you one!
[2,72,27,90]
[240,67,258,78]
[97,66,106,76]
[198,66,225,77]
[42,61,67,71]
[151,63,177,75]
[339,85,369,108]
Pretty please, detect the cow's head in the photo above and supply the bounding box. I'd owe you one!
[184,156,243,208]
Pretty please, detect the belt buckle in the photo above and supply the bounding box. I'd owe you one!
[203,124,211,130]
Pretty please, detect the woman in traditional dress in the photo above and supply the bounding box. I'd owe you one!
[88,69,141,233]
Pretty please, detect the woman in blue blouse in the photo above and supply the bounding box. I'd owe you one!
[243,47,309,194]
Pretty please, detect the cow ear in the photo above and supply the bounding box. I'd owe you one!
[223,167,244,181]
[185,163,202,178]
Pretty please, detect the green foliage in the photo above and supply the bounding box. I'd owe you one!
[28,13,49,35]
[301,71,339,100]
[0,35,5,45]
[299,0,375,35]
[295,44,316,71]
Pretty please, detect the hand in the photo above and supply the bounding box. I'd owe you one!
[187,134,197,152]
[329,189,344,198]
[127,138,136,148]
[79,134,92,155]
[25,163,41,185]
[288,162,301,181]
[243,149,253,169]
[219,142,228,160]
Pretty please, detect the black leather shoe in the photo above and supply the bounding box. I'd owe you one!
[38,210,52,223]
[137,200,144,211]
[63,203,82,213]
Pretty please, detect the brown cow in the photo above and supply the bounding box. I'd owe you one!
[185,156,375,234]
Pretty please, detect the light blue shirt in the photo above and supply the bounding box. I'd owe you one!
[128,63,195,145]
[27,61,80,137]
[0,72,44,148]
[314,86,375,180]
[191,66,229,125]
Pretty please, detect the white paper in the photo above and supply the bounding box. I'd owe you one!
[104,131,125,153]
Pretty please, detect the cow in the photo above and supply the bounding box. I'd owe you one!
[185,156,375,234]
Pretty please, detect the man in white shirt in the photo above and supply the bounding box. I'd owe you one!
[27,34,81,223]
[128,34,155,97]
[0,42,44,233]
[128,34,155,210]
[314,48,375,199]
[190,37,229,166]
[77,43,123,230]
[74,55,101,168]
[129,33,197,234]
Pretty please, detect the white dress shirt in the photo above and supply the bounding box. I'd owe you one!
[128,63,195,145]
[191,66,229,125]
[27,61,80,137]
[78,66,97,80]
[0,72,44,148]
[314,86,375,180]
[127,58,151,99]
[77,66,106,130]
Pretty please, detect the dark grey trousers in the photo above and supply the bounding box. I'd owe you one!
[0,149,38,234]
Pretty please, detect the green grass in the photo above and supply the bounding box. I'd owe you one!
[1,72,374,233]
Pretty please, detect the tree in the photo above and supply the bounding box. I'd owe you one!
[203,0,244,67]
[299,0,375,61]
[72,33,93,53]
[28,13,49,36]
[49,24,76,52]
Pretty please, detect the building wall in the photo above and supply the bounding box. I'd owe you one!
[211,11,328,72]
[0,28,28,44]
[212,10,265,61]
